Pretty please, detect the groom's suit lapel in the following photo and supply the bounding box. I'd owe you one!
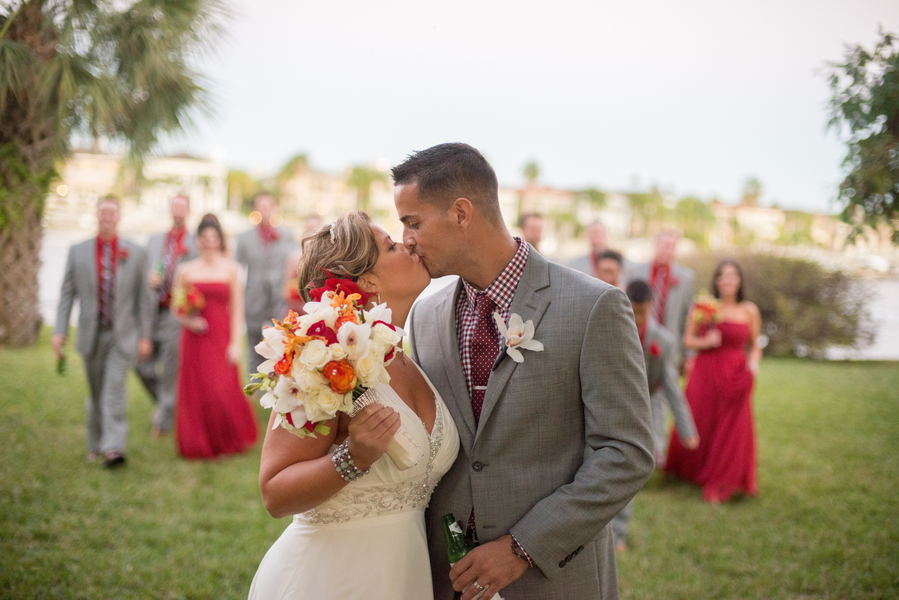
[476,251,551,438]
[434,279,478,448]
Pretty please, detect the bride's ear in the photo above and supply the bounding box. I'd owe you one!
[356,274,379,297]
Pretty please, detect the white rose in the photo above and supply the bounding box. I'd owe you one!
[328,343,348,361]
[305,388,345,422]
[354,349,384,388]
[299,339,331,370]
[291,366,330,394]
[371,322,401,353]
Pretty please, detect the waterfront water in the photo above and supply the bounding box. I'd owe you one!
[39,228,898,360]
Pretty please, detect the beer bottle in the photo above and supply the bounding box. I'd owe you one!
[441,514,504,600]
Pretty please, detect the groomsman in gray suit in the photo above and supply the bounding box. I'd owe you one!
[52,198,152,468]
[611,280,698,551]
[136,194,196,437]
[396,143,654,600]
[622,229,695,464]
[236,194,294,374]
[566,220,608,277]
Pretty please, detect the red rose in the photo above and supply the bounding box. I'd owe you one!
[309,275,369,306]
[284,412,316,435]
[118,246,129,261]
[384,347,396,363]
[274,354,293,375]
[307,320,339,346]
[373,320,396,331]
[650,342,661,357]
[322,359,357,394]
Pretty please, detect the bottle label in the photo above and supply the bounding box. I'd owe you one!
[449,521,464,534]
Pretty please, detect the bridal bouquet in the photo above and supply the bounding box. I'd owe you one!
[245,276,423,470]
[172,285,205,317]
[692,294,721,334]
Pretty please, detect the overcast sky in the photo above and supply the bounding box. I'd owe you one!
[179,0,899,213]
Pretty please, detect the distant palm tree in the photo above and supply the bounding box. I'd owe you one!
[346,165,386,213]
[0,0,225,347]
[523,160,540,187]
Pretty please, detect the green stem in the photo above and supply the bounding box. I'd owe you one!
[0,1,23,41]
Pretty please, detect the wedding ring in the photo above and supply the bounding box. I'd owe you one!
[472,581,485,592]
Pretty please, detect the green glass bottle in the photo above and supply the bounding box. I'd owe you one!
[442,514,469,565]
[441,514,504,600]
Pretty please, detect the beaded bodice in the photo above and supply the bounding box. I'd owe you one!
[296,372,460,526]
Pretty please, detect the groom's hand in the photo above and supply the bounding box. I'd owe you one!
[450,534,529,600]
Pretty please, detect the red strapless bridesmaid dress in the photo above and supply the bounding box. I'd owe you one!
[176,281,258,459]
[665,321,758,502]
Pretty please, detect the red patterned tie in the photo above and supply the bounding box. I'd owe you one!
[652,265,668,326]
[470,293,498,424]
[466,294,497,542]
[99,241,115,327]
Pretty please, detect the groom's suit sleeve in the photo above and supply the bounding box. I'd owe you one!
[509,285,655,579]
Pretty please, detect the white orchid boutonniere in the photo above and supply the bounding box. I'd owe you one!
[493,312,544,363]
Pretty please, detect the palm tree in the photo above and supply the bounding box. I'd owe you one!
[346,165,386,213]
[522,160,540,187]
[673,196,717,247]
[0,0,224,347]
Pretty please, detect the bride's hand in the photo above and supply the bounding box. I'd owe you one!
[346,403,401,471]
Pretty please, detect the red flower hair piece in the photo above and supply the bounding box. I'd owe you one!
[309,273,369,306]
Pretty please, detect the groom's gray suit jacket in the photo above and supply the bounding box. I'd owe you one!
[409,250,655,600]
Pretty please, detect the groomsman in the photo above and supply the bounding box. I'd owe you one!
[136,194,196,437]
[623,229,695,464]
[594,249,625,289]
[236,194,294,374]
[566,220,608,277]
[52,198,152,468]
[611,280,698,551]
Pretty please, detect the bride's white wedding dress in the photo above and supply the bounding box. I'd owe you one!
[248,367,460,600]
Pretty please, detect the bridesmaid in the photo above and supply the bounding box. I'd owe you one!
[665,260,762,503]
[171,214,258,460]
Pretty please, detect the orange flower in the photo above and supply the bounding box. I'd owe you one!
[322,359,357,394]
[335,313,359,330]
[274,352,293,375]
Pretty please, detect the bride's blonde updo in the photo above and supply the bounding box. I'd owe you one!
[296,211,380,302]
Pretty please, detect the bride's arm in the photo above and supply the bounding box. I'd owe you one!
[259,404,402,518]
[746,302,762,375]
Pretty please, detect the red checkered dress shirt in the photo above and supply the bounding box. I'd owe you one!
[455,238,529,398]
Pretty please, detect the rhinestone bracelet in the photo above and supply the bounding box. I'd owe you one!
[332,440,370,482]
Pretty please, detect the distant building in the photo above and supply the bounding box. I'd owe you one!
[45,151,227,231]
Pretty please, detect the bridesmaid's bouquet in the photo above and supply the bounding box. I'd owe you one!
[245,276,423,469]
[692,294,721,334]
[172,285,205,317]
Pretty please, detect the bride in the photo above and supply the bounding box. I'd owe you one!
[248,212,460,599]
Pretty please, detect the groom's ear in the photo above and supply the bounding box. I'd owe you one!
[450,198,473,229]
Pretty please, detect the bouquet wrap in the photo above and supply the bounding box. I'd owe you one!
[351,386,423,471]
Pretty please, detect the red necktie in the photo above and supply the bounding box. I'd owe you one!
[466,293,498,541]
[652,265,668,326]
[99,241,115,327]
[470,294,498,424]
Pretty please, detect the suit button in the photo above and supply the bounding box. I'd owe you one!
[472,461,484,472]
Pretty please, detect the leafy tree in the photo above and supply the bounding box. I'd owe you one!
[683,252,875,357]
[673,195,717,247]
[740,177,763,206]
[578,187,606,209]
[627,187,667,237]
[346,165,386,213]
[0,0,224,347]
[825,28,899,243]
[779,210,814,245]
[522,160,539,186]
[227,169,257,212]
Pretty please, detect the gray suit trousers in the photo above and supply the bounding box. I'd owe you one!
[84,328,130,453]
[136,309,182,432]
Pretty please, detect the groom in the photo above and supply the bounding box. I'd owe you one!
[396,143,655,600]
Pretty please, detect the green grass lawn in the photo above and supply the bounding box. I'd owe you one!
[2,330,898,599]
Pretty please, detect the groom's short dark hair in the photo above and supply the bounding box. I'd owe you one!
[392,143,503,225]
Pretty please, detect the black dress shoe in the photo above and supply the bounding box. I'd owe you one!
[103,452,126,468]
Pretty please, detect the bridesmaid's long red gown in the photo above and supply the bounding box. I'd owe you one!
[665,321,758,502]
[176,282,258,459]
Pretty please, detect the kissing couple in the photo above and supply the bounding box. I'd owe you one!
[248,143,655,600]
